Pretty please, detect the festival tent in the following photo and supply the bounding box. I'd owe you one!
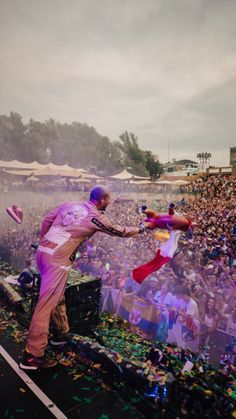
[19,161,46,170]
[46,163,68,171]
[10,166,82,177]
[0,159,89,173]
[5,167,86,179]
[0,160,24,169]
[110,169,150,181]
[46,162,88,173]
[54,164,75,171]
[0,160,45,170]
[31,167,85,178]
[56,169,83,178]
[4,169,35,176]
[45,162,90,174]
[28,166,62,177]
[48,162,89,172]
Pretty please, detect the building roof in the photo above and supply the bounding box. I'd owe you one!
[163,159,198,168]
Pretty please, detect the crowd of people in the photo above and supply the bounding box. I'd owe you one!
[0,174,235,356]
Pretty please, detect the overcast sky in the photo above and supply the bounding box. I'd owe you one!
[0,0,235,165]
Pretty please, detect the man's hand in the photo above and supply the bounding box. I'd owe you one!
[138,222,146,233]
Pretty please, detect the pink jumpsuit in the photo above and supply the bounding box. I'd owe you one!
[27,200,139,357]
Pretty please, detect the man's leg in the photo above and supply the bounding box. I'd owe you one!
[26,264,69,357]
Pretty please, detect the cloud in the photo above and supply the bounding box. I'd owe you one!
[0,0,235,165]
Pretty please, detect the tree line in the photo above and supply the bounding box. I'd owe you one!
[0,112,163,178]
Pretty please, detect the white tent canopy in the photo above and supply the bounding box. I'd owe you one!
[43,162,88,173]
[59,169,83,178]
[0,160,45,170]
[20,161,46,170]
[46,163,71,171]
[32,167,84,178]
[28,166,61,177]
[5,167,84,178]
[0,159,88,172]
[46,163,73,171]
[5,170,35,176]
[110,169,150,180]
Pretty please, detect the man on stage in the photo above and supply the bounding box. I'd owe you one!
[20,186,145,370]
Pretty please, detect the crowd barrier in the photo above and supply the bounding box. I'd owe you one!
[101,287,235,363]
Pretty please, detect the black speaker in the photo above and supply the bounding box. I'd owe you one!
[65,274,101,334]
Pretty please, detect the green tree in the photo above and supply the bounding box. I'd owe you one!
[0,112,164,175]
[22,119,52,163]
[144,150,163,179]
[0,112,25,160]
[117,131,148,176]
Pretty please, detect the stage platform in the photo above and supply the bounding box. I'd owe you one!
[0,307,145,419]
[1,303,236,418]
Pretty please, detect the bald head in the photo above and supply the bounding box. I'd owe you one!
[89,185,111,210]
